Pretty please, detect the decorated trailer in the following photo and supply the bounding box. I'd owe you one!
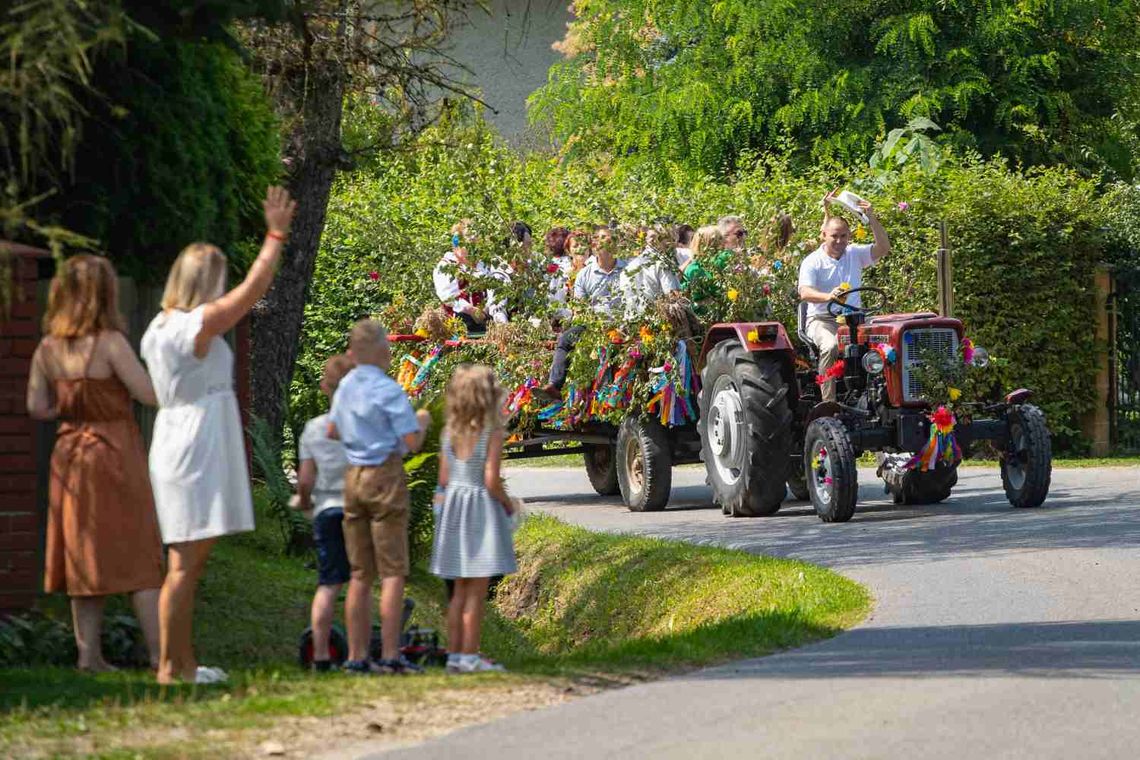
[392,289,1052,521]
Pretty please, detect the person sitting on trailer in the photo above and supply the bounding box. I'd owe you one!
[433,220,494,334]
[540,224,626,398]
[797,189,892,403]
[619,225,680,320]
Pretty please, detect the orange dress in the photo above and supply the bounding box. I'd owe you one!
[44,373,164,596]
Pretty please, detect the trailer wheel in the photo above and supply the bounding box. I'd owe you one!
[804,417,858,522]
[616,417,672,511]
[583,443,620,496]
[699,340,792,517]
[1001,404,1051,508]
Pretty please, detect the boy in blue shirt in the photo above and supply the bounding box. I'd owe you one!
[329,319,431,675]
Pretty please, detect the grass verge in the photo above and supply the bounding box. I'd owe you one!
[1,514,868,758]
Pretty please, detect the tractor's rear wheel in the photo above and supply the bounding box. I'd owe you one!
[1001,404,1051,508]
[804,417,858,523]
[583,443,620,496]
[616,417,672,512]
[699,340,792,517]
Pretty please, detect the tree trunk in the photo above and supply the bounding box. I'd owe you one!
[249,62,345,441]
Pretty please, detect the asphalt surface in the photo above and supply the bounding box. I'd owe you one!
[375,464,1140,759]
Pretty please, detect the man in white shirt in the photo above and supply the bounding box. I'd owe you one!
[432,220,492,333]
[619,227,680,320]
[541,225,626,396]
[797,190,892,402]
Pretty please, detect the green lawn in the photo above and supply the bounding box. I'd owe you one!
[1,507,869,758]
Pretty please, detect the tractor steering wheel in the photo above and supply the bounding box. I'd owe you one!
[826,286,889,319]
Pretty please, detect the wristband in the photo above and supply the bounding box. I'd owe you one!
[267,230,288,242]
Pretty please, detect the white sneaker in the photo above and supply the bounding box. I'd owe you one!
[194,666,229,684]
[458,655,505,673]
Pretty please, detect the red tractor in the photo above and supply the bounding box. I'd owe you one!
[693,286,1052,520]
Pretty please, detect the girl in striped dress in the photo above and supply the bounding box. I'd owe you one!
[430,364,518,673]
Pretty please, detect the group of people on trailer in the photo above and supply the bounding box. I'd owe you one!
[430,189,892,403]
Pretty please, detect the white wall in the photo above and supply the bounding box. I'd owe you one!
[447,0,571,140]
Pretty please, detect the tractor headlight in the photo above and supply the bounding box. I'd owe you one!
[971,347,990,368]
[862,351,885,375]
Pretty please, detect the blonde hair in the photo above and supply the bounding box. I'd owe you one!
[445,364,504,435]
[162,243,227,311]
[43,255,125,338]
[689,225,724,262]
[349,318,388,350]
[321,353,354,393]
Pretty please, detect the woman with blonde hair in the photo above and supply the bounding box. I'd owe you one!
[141,186,296,684]
[679,225,728,314]
[430,364,518,673]
[26,255,163,672]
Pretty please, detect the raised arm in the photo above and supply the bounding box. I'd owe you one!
[26,343,57,421]
[799,284,848,304]
[194,186,296,357]
[860,200,891,262]
[106,331,157,406]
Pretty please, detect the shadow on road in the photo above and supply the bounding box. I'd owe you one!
[692,620,1140,681]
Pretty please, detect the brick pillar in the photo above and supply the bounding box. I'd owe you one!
[1082,264,1113,456]
[0,249,48,611]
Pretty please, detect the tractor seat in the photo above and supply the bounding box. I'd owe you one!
[796,301,819,363]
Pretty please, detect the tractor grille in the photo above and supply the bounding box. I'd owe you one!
[901,328,959,402]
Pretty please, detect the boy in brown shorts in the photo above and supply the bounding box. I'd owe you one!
[328,319,431,674]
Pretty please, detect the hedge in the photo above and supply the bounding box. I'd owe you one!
[293,114,1136,453]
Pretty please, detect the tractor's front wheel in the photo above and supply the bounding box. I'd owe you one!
[699,340,792,517]
[616,417,672,512]
[804,417,858,523]
[583,443,620,496]
[1001,404,1052,508]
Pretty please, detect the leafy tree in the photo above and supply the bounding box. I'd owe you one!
[530,0,1140,178]
[238,0,483,439]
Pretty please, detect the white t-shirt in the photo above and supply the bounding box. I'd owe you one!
[797,243,875,319]
[298,412,348,516]
[619,248,680,319]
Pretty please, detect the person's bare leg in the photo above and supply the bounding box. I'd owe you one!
[345,576,373,662]
[71,595,111,671]
[311,584,342,661]
[446,579,466,654]
[378,575,406,661]
[130,587,161,670]
[461,578,491,655]
[157,539,214,683]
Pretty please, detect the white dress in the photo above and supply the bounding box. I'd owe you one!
[141,306,254,544]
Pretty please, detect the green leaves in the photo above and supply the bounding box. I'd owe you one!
[530,0,1140,180]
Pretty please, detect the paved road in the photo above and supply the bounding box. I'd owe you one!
[379,465,1140,759]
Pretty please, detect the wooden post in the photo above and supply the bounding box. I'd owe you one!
[936,221,954,317]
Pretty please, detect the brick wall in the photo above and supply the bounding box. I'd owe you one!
[0,249,47,612]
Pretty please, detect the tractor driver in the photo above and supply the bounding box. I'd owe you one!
[797,189,892,403]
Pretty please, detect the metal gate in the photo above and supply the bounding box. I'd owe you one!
[1110,268,1140,452]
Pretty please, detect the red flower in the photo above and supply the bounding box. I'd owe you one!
[546,263,560,274]
[368,271,379,281]
[762,283,772,295]
[930,406,954,428]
